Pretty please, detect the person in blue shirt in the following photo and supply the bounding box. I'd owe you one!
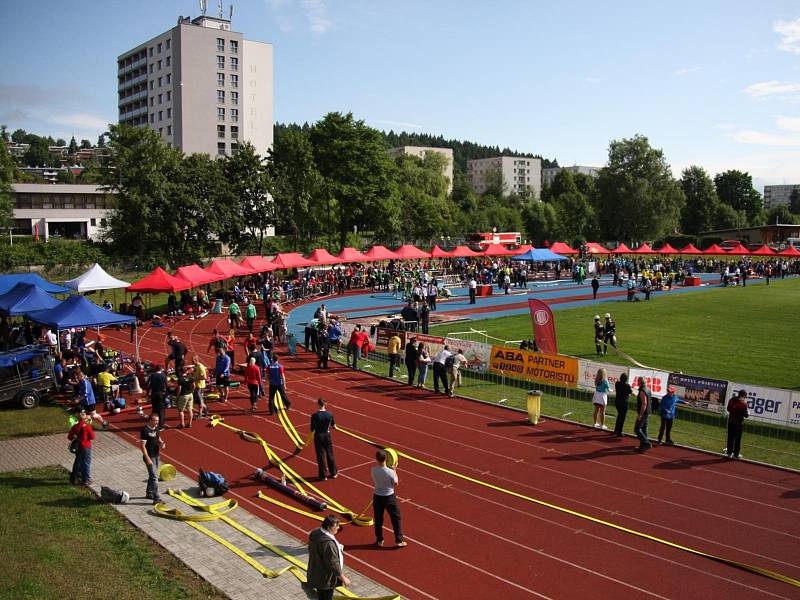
[215,347,231,403]
[592,368,611,430]
[657,386,685,445]
[75,369,108,429]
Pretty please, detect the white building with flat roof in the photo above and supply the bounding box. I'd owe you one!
[763,184,800,210]
[117,12,273,158]
[542,165,601,189]
[387,146,454,193]
[467,156,542,197]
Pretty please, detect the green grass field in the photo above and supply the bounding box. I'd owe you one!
[431,277,800,390]
[0,466,226,600]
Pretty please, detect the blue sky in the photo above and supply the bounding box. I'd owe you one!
[2,1,800,189]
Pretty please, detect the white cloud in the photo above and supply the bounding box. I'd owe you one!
[370,119,424,130]
[727,129,800,147]
[774,18,800,54]
[744,80,800,98]
[301,0,331,33]
[776,115,800,133]
[674,66,700,76]
[48,112,110,132]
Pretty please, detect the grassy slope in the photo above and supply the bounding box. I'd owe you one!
[432,278,800,390]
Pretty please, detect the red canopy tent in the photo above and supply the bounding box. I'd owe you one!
[611,243,633,254]
[205,258,255,278]
[679,243,702,255]
[483,244,517,256]
[749,245,777,256]
[450,245,481,257]
[430,245,453,258]
[702,244,726,255]
[394,244,431,259]
[127,267,191,293]
[725,243,751,256]
[656,243,679,254]
[175,264,219,286]
[239,256,277,273]
[306,248,339,265]
[514,244,533,255]
[585,242,610,254]
[361,245,399,261]
[270,253,318,270]
[335,247,366,263]
[549,242,577,254]
[780,245,800,257]
[632,243,655,254]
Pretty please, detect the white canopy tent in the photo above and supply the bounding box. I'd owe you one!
[64,263,131,293]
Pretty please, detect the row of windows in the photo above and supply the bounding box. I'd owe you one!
[216,90,239,104]
[14,194,117,210]
[149,109,172,123]
[217,125,239,139]
[217,142,240,156]
[217,108,239,122]
[149,91,172,106]
[149,39,171,56]
[216,56,238,70]
[149,56,171,74]
[149,73,172,89]
[157,126,173,137]
[217,73,239,87]
[216,38,238,53]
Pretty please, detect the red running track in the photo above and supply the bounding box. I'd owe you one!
[96,311,800,600]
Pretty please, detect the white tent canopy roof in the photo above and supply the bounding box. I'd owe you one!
[64,263,131,292]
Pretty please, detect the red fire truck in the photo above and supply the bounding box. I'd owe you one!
[468,232,522,248]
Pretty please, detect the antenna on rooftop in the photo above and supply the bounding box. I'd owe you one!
[229,4,234,20]
[199,0,207,15]
[218,0,223,18]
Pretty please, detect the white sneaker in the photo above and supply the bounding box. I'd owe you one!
[594,423,600,429]
[601,425,608,430]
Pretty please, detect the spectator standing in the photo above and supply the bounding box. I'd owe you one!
[613,373,632,437]
[447,349,468,396]
[214,347,231,404]
[140,413,166,504]
[346,326,362,370]
[75,369,108,429]
[192,355,209,419]
[371,450,407,548]
[657,386,684,445]
[245,300,257,333]
[306,515,351,600]
[228,299,241,332]
[591,275,600,300]
[416,343,431,389]
[68,408,95,485]
[387,331,402,378]
[404,337,418,385]
[310,398,338,480]
[592,368,611,430]
[725,389,750,459]
[174,366,195,429]
[468,276,477,304]
[244,357,263,412]
[432,345,451,395]
[634,377,652,451]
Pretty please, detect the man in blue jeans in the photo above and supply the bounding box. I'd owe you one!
[633,377,652,451]
[140,413,166,504]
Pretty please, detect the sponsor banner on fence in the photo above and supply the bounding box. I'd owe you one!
[790,392,800,427]
[668,373,728,413]
[489,346,578,387]
[726,382,794,427]
[445,338,491,372]
[376,327,405,349]
[577,360,629,395]
[629,368,669,399]
[409,333,446,358]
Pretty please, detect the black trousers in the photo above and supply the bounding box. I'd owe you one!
[388,353,399,377]
[405,360,416,385]
[373,493,403,543]
[727,422,744,457]
[432,362,449,394]
[469,288,476,304]
[314,433,337,478]
[151,394,166,427]
[658,417,673,443]
[268,385,289,413]
[613,400,628,436]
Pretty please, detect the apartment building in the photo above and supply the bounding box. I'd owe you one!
[467,156,542,197]
[387,146,454,194]
[542,165,601,189]
[117,12,273,158]
[763,184,800,210]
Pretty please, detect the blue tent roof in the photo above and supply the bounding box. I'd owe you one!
[0,283,61,316]
[0,273,69,295]
[511,248,569,262]
[26,295,136,330]
[0,345,49,368]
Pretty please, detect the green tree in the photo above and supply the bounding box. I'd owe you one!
[595,135,685,242]
[68,137,77,154]
[56,169,77,184]
[97,133,107,148]
[22,136,54,167]
[789,188,800,214]
[713,170,763,225]
[680,166,718,234]
[310,112,398,247]
[0,141,15,228]
[553,190,596,241]
[765,205,796,225]
[0,125,8,143]
[523,201,558,245]
[714,203,746,230]
[56,138,68,148]
[393,153,452,243]
[11,129,26,143]
[80,139,92,150]
[221,142,273,255]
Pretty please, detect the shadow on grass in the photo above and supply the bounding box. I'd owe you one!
[0,473,69,490]
[39,495,97,509]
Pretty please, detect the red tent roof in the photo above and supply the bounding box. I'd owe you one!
[585,242,610,254]
[306,248,339,265]
[749,244,777,256]
[725,243,751,256]
[702,243,726,255]
[128,267,191,293]
[430,245,453,258]
[514,244,533,255]
[335,247,366,262]
[656,243,679,254]
[549,242,577,254]
[361,245,400,261]
[679,243,702,255]
[205,258,254,279]
[239,256,277,273]
[175,264,219,286]
[611,243,633,254]
[632,243,655,254]
[450,245,481,257]
[394,244,431,259]
[780,245,800,257]
[270,253,318,270]
[483,244,517,256]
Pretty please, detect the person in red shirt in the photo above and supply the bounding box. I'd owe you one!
[725,389,750,459]
[346,326,363,370]
[244,357,263,412]
[68,408,95,485]
[243,333,258,356]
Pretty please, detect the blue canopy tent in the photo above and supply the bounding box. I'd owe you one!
[0,273,70,296]
[511,248,569,262]
[26,295,139,358]
[0,283,61,316]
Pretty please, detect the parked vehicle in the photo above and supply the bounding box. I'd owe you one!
[0,345,55,409]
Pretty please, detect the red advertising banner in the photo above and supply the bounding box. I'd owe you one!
[528,298,558,354]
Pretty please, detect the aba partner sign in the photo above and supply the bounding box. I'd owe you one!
[489,346,578,387]
[726,382,793,427]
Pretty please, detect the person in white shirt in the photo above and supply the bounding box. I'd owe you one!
[432,345,452,395]
[468,276,477,304]
[447,349,468,397]
[306,515,351,600]
[371,450,407,548]
[44,328,58,350]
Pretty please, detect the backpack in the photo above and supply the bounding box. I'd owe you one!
[100,486,130,504]
[214,336,228,351]
[444,354,456,369]
[198,469,229,496]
